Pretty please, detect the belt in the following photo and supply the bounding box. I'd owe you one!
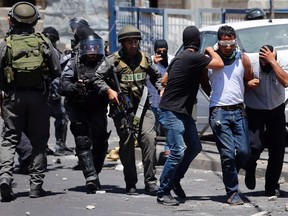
[211,103,244,111]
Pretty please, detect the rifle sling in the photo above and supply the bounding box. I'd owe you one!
[133,85,148,127]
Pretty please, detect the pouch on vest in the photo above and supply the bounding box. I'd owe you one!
[5,33,48,87]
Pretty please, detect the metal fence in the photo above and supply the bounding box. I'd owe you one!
[110,6,288,55]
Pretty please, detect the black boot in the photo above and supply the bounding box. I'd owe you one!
[0,177,15,202]
[78,150,101,193]
[54,140,74,156]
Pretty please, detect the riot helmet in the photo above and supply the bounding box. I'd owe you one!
[42,27,60,42]
[8,1,40,26]
[69,17,89,32]
[245,8,266,20]
[118,25,142,43]
[79,34,104,57]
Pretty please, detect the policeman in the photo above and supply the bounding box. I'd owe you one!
[61,18,90,72]
[58,28,110,193]
[69,17,90,33]
[42,27,72,156]
[94,25,163,195]
[0,2,61,201]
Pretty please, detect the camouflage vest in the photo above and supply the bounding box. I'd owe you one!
[5,33,50,88]
[113,51,149,101]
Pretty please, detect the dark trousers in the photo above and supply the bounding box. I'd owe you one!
[245,104,286,191]
[113,107,157,188]
[0,90,49,189]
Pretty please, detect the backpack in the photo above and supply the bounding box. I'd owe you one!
[5,33,50,87]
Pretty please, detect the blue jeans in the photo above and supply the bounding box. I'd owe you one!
[157,108,202,195]
[209,107,250,196]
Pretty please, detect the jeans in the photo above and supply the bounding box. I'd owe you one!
[209,107,250,196]
[157,108,202,195]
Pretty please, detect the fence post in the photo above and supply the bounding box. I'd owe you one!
[108,0,117,53]
[163,9,168,42]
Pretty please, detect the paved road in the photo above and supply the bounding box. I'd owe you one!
[1,116,288,215]
[1,92,288,216]
[1,154,288,216]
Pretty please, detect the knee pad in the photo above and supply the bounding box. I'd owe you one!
[70,121,89,135]
[75,136,91,151]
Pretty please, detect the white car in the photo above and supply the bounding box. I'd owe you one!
[176,19,288,141]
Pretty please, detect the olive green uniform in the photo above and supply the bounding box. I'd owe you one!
[94,49,163,190]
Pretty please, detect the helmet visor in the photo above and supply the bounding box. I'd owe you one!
[79,37,104,57]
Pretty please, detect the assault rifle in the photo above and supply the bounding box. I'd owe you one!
[110,66,137,135]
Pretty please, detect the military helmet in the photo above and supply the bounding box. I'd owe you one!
[118,25,141,43]
[42,27,60,42]
[69,17,89,32]
[245,8,266,21]
[8,1,40,26]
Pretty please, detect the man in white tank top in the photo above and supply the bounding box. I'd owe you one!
[201,25,253,205]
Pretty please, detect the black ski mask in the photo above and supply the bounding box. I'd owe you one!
[259,45,275,74]
[154,39,168,68]
[182,26,200,51]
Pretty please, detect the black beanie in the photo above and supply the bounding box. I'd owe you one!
[154,39,168,52]
[182,26,200,51]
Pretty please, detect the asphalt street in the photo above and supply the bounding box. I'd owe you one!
[0,116,288,216]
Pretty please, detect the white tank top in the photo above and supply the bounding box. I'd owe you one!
[208,57,245,108]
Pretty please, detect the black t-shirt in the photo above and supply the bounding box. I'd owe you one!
[159,49,212,116]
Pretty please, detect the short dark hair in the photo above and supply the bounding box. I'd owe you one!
[217,25,236,40]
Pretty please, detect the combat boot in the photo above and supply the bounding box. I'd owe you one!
[77,149,101,193]
[0,177,15,202]
[54,140,74,156]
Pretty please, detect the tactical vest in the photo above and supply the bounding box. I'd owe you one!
[74,53,99,82]
[4,33,50,88]
[69,53,100,104]
[113,51,149,101]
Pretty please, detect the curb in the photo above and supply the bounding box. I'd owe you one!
[135,140,288,181]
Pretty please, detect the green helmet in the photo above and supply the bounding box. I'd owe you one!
[8,1,40,26]
[118,25,141,43]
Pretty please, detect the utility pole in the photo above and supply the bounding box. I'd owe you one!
[270,0,274,19]
[108,0,117,53]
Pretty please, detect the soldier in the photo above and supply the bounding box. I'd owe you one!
[0,2,61,201]
[94,25,163,195]
[58,28,110,193]
[42,27,72,156]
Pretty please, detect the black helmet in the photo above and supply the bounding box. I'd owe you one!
[245,8,266,20]
[118,25,141,43]
[8,1,40,26]
[79,34,104,57]
[42,27,60,42]
[69,17,89,32]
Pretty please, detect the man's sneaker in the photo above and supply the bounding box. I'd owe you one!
[172,181,186,198]
[157,194,179,206]
[29,188,47,198]
[0,178,15,202]
[245,170,256,190]
[227,192,244,205]
[265,188,284,197]
[126,185,138,195]
[144,183,158,196]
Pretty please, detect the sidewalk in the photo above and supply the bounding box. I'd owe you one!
[135,134,288,181]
